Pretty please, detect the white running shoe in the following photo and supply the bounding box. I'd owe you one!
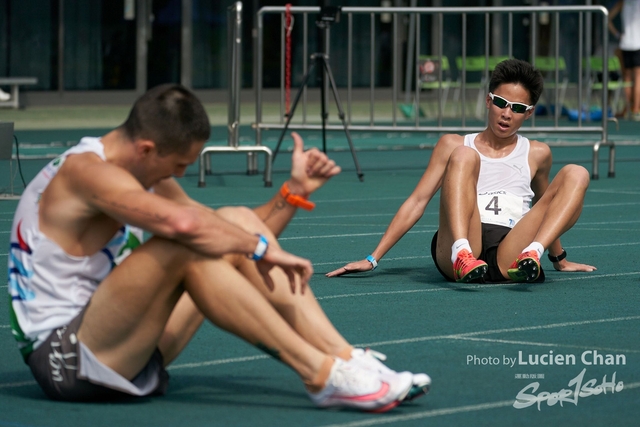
[0,89,10,102]
[351,348,431,401]
[307,357,412,412]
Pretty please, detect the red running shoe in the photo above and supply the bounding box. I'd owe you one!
[453,249,488,282]
[507,250,541,282]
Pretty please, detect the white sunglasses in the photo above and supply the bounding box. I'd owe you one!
[489,92,534,114]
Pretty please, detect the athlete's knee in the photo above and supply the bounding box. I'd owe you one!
[218,206,261,227]
[446,146,480,173]
[450,145,480,163]
[145,236,204,267]
[218,206,274,238]
[557,164,590,192]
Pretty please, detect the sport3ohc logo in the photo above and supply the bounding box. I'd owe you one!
[513,368,623,410]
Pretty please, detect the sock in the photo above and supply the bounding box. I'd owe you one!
[305,356,335,393]
[522,242,544,259]
[451,239,472,263]
[337,345,354,361]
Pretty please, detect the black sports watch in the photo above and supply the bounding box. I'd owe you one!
[547,249,567,263]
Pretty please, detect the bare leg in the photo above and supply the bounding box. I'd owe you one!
[216,206,351,357]
[157,206,353,368]
[182,255,329,382]
[435,146,484,279]
[632,66,640,114]
[78,237,328,383]
[496,164,590,277]
[615,49,628,117]
[624,68,633,116]
[158,293,204,365]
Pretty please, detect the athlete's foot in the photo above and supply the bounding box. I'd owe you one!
[507,250,541,282]
[307,357,412,412]
[453,249,488,283]
[350,348,431,402]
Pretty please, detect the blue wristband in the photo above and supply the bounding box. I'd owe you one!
[366,255,378,270]
[252,234,269,261]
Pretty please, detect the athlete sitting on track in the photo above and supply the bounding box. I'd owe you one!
[8,84,430,411]
[327,59,596,283]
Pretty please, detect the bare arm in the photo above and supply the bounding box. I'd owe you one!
[326,134,464,277]
[253,132,341,237]
[44,153,313,287]
[608,1,623,39]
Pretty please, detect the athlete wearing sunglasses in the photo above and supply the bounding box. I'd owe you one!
[489,92,534,114]
[328,58,596,283]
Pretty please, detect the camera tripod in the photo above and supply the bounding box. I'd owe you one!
[272,16,363,181]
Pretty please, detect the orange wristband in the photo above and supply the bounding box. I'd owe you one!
[279,182,315,211]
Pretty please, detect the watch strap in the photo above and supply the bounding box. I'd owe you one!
[547,249,567,263]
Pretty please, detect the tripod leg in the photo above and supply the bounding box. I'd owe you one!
[321,57,364,181]
[273,61,317,163]
[319,61,328,154]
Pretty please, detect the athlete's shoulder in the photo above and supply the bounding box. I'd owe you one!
[524,137,552,167]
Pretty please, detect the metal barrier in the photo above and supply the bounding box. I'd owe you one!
[254,5,616,179]
[198,2,273,188]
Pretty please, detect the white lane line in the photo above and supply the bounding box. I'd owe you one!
[200,196,409,208]
[1,316,639,390]
[578,220,640,225]
[583,202,640,207]
[316,283,509,301]
[314,272,640,301]
[292,212,437,221]
[0,380,36,389]
[576,228,640,232]
[1,238,639,258]
[279,229,434,240]
[168,355,269,370]
[2,273,639,329]
[545,271,640,282]
[313,255,429,267]
[357,315,640,349]
[449,336,640,354]
[283,223,434,228]
[317,400,516,427]
[589,189,640,195]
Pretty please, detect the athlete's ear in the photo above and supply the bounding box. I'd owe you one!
[525,108,534,120]
[135,139,156,157]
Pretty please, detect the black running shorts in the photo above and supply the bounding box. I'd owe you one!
[430,223,512,283]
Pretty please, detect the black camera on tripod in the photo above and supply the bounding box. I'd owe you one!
[316,6,341,28]
[274,4,363,181]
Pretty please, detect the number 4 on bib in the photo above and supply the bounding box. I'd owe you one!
[484,196,502,215]
[477,191,524,228]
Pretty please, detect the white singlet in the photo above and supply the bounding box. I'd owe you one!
[464,133,535,228]
[620,0,640,51]
[8,137,143,359]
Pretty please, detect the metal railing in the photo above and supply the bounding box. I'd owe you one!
[254,5,616,179]
[198,2,273,188]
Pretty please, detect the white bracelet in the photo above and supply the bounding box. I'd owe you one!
[366,255,378,270]
[252,234,269,261]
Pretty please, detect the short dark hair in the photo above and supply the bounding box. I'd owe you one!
[120,84,211,156]
[489,59,544,105]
